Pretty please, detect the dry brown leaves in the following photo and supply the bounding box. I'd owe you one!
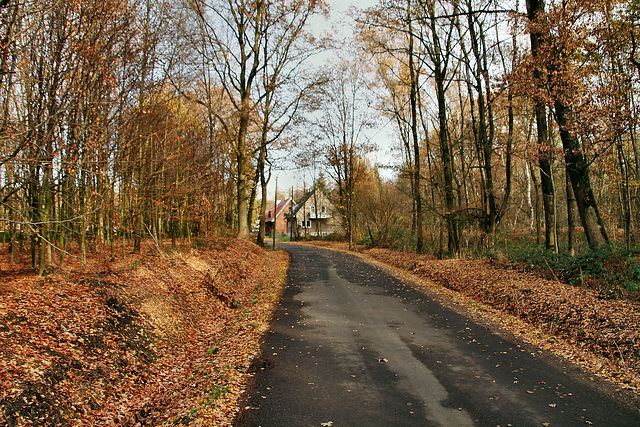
[0,238,288,426]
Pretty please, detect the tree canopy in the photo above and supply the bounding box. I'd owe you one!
[2,0,640,274]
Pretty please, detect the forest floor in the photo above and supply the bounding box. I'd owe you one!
[2,238,639,426]
[0,238,289,426]
[299,240,640,408]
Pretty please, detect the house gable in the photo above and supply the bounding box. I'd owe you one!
[264,197,293,235]
[285,187,341,238]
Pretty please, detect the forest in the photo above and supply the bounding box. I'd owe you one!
[2,0,640,276]
[4,1,640,424]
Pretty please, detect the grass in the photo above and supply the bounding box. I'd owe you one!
[204,385,231,405]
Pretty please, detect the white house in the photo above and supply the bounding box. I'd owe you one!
[285,187,341,239]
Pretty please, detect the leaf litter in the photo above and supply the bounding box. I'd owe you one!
[4,237,639,425]
[0,238,288,426]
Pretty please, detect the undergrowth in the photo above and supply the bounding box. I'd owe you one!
[487,239,640,300]
[358,225,416,253]
[360,226,640,300]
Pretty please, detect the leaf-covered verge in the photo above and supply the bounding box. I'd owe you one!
[300,241,640,402]
[0,238,288,426]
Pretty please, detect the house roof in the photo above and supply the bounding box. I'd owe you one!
[288,188,315,217]
[265,197,293,223]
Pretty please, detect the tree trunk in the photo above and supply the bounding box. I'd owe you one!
[408,0,424,253]
[527,0,557,252]
[235,78,253,239]
[426,2,458,254]
[555,102,609,248]
[618,141,632,250]
[348,156,354,250]
[436,74,458,254]
[257,138,269,247]
[566,168,577,255]
[529,161,542,244]
[539,139,557,252]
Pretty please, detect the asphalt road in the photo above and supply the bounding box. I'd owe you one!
[236,243,640,426]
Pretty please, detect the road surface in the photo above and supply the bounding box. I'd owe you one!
[236,243,640,426]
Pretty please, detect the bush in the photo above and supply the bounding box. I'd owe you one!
[360,225,417,253]
[318,233,343,242]
[497,241,640,299]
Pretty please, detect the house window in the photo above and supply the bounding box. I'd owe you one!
[310,205,316,214]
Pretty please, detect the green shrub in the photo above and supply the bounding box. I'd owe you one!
[362,225,416,252]
[498,242,640,299]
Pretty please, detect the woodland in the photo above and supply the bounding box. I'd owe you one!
[2,0,640,273]
[2,0,640,424]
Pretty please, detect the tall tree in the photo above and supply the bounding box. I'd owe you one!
[458,0,514,245]
[417,0,460,254]
[359,0,426,252]
[526,0,558,252]
[186,0,324,240]
[188,0,267,239]
[254,0,327,247]
[407,0,425,253]
[525,0,609,249]
[316,59,373,249]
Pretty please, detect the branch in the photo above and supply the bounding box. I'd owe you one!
[0,206,103,226]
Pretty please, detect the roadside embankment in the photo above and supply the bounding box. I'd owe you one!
[0,238,288,426]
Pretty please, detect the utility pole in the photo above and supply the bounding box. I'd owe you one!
[273,177,278,250]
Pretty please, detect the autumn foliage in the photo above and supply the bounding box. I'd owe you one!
[0,238,288,426]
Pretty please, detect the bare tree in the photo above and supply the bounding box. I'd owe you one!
[253,0,327,247]
[315,59,374,249]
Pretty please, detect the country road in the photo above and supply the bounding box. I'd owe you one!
[236,243,640,426]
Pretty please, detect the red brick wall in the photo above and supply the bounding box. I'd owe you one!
[275,212,288,235]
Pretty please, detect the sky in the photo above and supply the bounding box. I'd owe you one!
[265,0,399,201]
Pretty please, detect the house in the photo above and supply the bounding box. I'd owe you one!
[285,187,341,239]
[264,197,293,236]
